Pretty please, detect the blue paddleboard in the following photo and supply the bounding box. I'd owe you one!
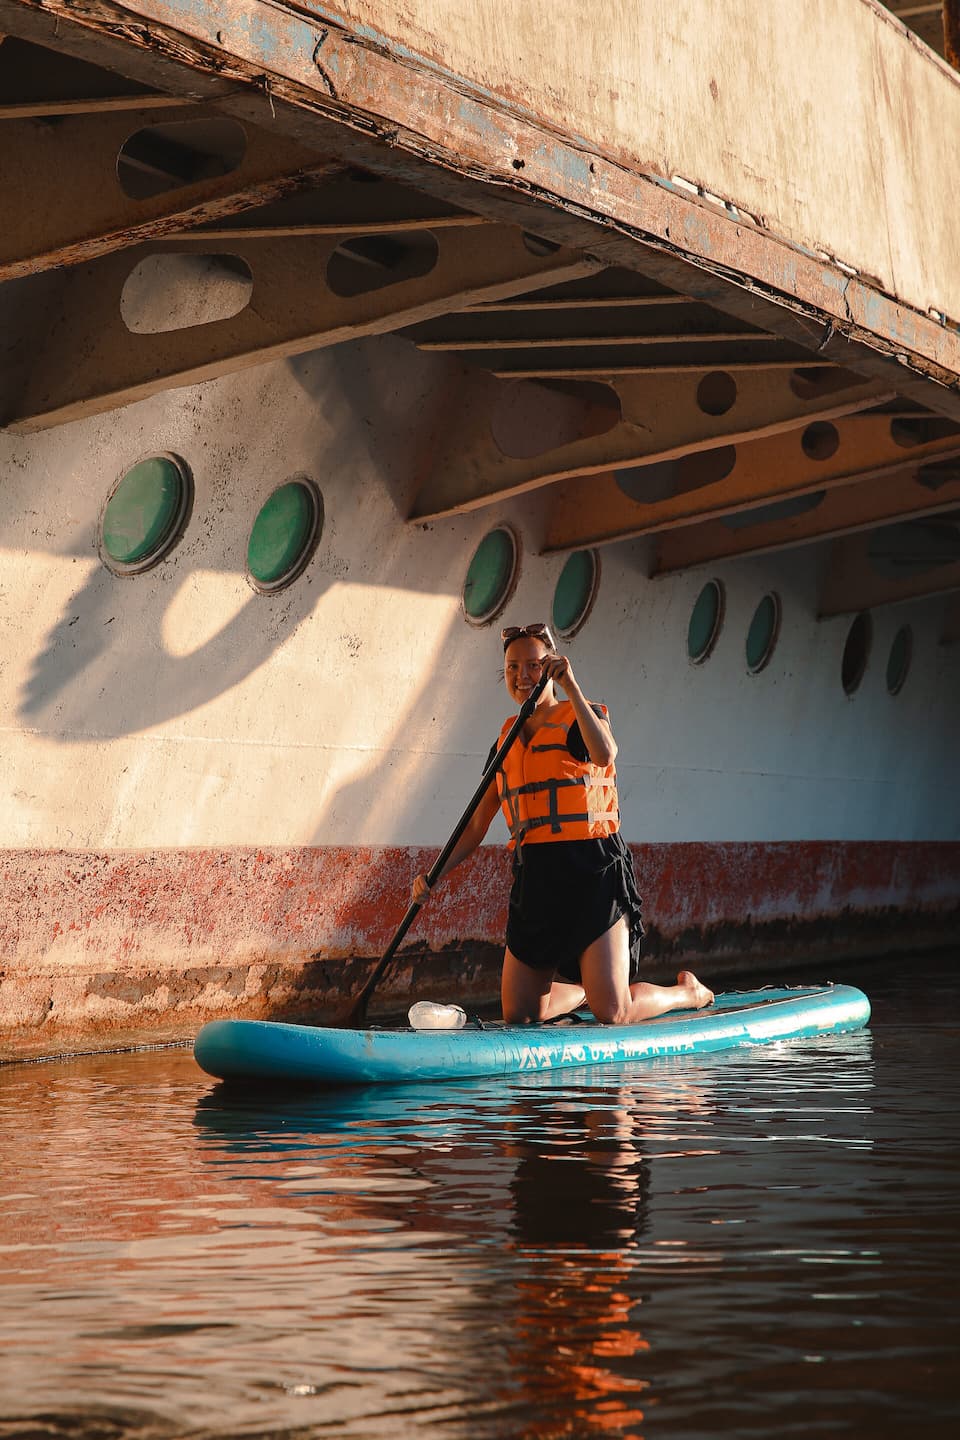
[193,984,870,1087]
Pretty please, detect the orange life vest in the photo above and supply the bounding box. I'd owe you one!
[495,700,620,848]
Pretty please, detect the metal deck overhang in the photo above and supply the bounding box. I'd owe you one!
[2,0,959,617]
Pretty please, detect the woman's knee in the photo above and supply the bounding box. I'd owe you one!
[503,1000,537,1025]
[589,996,632,1026]
[580,921,632,1024]
[501,949,550,1023]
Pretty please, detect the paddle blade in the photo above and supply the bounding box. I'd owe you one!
[330,992,368,1030]
[327,961,384,1029]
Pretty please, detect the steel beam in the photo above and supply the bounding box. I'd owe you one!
[468,293,693,312]
[404,302,776,351]
[0,106,338,280]
[491,358,833,379]
[819,529,960,616]
[1,88,190,117]
[1,0,958,422]
[416,332,780,353]
[654,461,960,575]
[410,369,892,521]
[168,175,485,239]
[178,212,486,238]
[3,229,597,431]
[0,33,191,115]
[540,412,960,553]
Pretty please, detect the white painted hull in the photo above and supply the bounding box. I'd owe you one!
[4,338,959,852]
[1,338,958,1059]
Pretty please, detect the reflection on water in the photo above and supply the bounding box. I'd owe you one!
[1,956,958,1438]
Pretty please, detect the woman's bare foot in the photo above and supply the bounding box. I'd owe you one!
[677,970,714,1009]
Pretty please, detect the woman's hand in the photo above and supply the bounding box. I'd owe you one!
[412,872,433,905]
[541,652,579,697]
[543,653,617,766]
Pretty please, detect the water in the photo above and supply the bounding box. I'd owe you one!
[1,955,957,1439]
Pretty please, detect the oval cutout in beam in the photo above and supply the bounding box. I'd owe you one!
[721,490,825,531]
[121,252,253,334]
[327,231,438,297]
[117,118,246,200]
[615,446,736,505]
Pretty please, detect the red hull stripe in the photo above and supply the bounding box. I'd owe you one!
[2,842,957,1058]
[2,841,958,962]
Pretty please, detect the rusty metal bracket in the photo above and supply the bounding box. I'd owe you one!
[0,104,340,280]
[2,0,959,426]
[819,526,960,616]
[654,461,960,576]
[540,410,960,553]
[3,227,598,431]
[409,368,893,521]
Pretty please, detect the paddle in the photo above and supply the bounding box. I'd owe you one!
[332,669,551,1028]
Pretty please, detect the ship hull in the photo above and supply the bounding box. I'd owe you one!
[2,340,959,1060]
[1,838,954,1060]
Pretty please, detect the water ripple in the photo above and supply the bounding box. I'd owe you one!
[1,957,958,1437]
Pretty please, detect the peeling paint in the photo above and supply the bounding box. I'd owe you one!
[9,0,958,395]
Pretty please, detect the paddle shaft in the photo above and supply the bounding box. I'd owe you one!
[336,670,551,1026]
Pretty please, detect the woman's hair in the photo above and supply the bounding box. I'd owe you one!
[500,621,558,654]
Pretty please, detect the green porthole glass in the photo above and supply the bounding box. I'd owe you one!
[101,454,191,573]
[687,579,724,663]
[745,592,781,673]
[552,549,599,637]
[462,527,517,623]
[886,625,912,696]
[247,479,322,592]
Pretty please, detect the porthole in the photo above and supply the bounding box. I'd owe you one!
[745,592,781,673]
[687,579,724,664]
[552,550,600,638]
[886,625,912,696]
[100,453,192,574]
[462,527,518,624]
[247,478,323,593]
[841,611,872,696]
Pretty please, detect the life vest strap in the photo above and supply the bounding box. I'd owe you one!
[503,775,618,840]
[501,775,586,800]
[519,811,592,834]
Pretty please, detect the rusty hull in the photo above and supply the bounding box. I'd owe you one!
[1,0,959,421]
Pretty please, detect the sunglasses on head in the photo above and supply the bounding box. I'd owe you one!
[501,622,556,650]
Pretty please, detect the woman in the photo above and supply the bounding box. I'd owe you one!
[413,622,714,1025]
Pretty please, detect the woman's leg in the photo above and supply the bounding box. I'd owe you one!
[501,947,587,1023]
[579,918,714,1025]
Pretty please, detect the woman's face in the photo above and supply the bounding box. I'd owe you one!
[504,636,552,707]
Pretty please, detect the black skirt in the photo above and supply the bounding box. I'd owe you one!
[506,833,645,984]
